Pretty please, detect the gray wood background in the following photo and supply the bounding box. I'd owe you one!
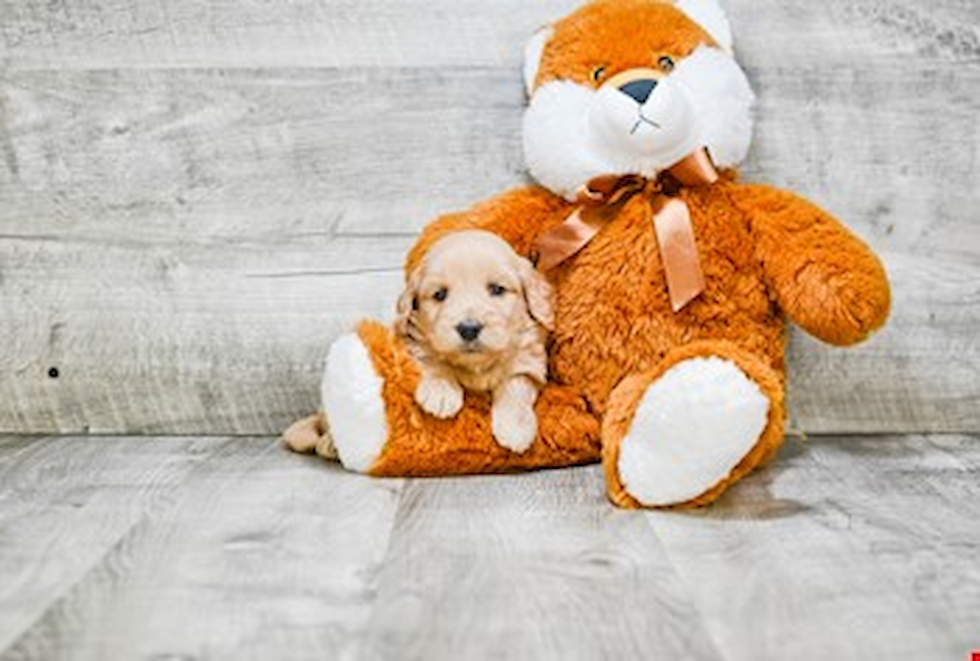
[2,433,978,659]
[0,0,977,436]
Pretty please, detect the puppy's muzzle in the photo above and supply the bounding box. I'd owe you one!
[456,321,484,343]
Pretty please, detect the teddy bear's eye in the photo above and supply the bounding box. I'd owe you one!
[658,56,675,72]
[433,288,448,303]
[591,66,607,83]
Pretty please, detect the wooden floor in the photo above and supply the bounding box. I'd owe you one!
[0,434,977,661]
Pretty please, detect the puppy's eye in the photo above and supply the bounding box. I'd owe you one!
[591,66,607,83]
[433,288,448,303]
[488,283,507,297]
[658,56,675,72]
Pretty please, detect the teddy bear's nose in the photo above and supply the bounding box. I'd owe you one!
[619,79,658,105]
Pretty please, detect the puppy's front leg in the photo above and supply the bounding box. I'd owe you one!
[492,376,540,454]
[415,366,465,419]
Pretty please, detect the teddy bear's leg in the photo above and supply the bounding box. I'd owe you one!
[317,329,390,473]
[319,320,601,477]
[603,341,786,509]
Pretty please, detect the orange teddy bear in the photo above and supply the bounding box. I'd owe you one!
[285,0,890,509]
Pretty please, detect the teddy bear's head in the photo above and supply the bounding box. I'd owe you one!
[522,0,755,200]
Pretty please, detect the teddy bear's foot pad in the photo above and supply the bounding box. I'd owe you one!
[321,333,388,473]
[617,357,770,507]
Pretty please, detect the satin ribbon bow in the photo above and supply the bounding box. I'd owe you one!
[534,148,719,312]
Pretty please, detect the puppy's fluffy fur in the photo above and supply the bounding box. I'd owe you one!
[396,230,554,453]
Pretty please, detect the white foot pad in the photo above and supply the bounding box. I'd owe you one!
[617,357,770,507]
[321,334,388,473]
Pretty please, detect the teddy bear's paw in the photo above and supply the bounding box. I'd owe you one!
[415,376,465,419]
[491,400,538,454]
[321,333,388,473]
[617,357,770,507]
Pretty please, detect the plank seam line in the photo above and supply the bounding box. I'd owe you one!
[639,514,732,661]
[329,476,408,655]
[0,512,154,655]
[5,432,975,441]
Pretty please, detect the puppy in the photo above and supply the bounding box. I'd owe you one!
[396,230,555,453]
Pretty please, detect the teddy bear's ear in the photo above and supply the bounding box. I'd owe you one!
[523,26,554,96]
[674,0,734,54]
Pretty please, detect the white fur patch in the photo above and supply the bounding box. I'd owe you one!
[617,357,770,507]
[671,46,755,169]
[675,0,734,53]
[523,81,612,200]
[523,46,754,199]
[523,26,554,96]
[321,334,388,474]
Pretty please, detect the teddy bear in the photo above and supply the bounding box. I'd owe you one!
[284,0,891,509]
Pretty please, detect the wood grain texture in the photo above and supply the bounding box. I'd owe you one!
[356,471,721,661]
[0,69,526,239]
[788,251,980,435]
[0,244,974,435]
[0,435,210,653]
[0,0,583,70]
[1,1,978,435]
[0,233,407,434]
[1,433,978,660]
[0,436,405,660]
[646,434,980,661]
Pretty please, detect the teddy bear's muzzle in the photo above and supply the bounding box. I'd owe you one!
[619,78,659,105]
[587,70,702,169]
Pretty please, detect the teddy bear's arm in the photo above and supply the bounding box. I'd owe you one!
[735,183,891,346]
[405,186,571,274]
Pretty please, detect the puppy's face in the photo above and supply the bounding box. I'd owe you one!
[397,231,553,370]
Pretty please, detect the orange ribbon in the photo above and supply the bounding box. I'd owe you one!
[534,148,719,312]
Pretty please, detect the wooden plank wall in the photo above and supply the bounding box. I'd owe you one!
[0,0,977,435]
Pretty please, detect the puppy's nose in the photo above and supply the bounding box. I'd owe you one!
[456,321,484,342]
[619,79,658,104]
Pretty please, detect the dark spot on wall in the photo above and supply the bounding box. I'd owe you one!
[867,202,895,237]
[48,367,60,379]
[870,202,892,222]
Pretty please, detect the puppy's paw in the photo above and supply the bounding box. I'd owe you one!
[492,400,538,454]
[282,415,323,454]
[314,417,339,461]
[416,376,464,419]
[315,434,339,461]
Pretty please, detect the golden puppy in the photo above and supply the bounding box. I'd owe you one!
[396,230,555,453]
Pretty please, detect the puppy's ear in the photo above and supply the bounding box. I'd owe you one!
[520,261,555,331]
[395,267,422,338]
